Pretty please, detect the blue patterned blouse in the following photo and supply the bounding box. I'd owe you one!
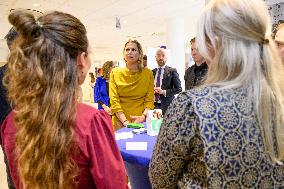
[149,86,284,188]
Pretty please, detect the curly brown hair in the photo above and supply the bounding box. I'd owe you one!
[4,10,88,189]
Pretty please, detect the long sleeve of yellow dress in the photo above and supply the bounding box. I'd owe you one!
[109,67,154,130]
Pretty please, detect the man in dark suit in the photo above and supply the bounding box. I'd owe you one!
[0,27,18,189]
[153,48,182,114]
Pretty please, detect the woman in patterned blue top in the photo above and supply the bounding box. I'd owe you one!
[149,0,284,188]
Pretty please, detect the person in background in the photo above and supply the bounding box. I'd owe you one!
[2,10,128,189]
[0,27,18,189]
[94,61,115,114]
[89,72,96,84]
[96,67,103,77]
[149,0,284,188]
[88,72,96,103]
[143,54,147,67]
[275,23,284,62]
[184,37,208,90]
[153,48,182,114]
[109,39,154,130]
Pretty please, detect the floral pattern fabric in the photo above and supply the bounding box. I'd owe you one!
[149,86,284,189]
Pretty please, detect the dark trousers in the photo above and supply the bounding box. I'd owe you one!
[154,102,161,110]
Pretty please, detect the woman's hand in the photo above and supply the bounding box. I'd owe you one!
[130,115,146,123]
[123,120,129,127]
[154,87,166,96]
[102,105,111,114]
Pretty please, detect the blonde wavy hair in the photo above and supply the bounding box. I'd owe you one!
[4,10,88,189]
[102,61,115,80]
[123,39,144,71]
[197,0,284,162]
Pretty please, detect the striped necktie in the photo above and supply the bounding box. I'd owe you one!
[155,68,162,102]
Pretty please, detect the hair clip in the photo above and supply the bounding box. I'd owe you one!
[262,38,269,44]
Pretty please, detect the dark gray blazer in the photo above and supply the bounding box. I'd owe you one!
[184,62,208,90]
[152,66,182,114]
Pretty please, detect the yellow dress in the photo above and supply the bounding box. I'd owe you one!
[109,67,154,130]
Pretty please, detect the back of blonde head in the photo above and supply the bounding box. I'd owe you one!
[197,0,284,161]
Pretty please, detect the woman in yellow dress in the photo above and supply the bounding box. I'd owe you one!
[109,39,154,130]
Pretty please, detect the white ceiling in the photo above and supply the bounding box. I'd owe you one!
[1,0,282,65]
[0,0,204,64]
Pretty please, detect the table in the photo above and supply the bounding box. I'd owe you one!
[115,125,157,189]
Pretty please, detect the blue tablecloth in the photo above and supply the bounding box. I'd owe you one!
[116,124,157,189]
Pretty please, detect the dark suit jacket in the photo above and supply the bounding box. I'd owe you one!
[0,64,12,143]
[152,66,182,114]
[184,62,208,90]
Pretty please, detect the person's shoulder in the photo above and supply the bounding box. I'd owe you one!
[166,66,177,72]
[111,67,123,74]
[76,103,103,124]
[185,65,194,72]
[184,67,190,76]
[77,103,112,119]
[180,85,240,109]
[1,111,16,141]
[96,76,105,82]
[143,67,154,75]
[1,111,15,125]
[76,103,111,129]
[74,103,113,152]
[77,103,98,117]
[175,86,216,106]
[151,67,156,72]
[112,67,130,78]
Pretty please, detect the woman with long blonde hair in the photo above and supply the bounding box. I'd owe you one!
[149,0,284,188]
[109,39,154,130]
[2,10,128,189]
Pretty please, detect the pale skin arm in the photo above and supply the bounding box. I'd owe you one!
[116,112,129,127]
[154,87,166,96]
[116,108,150,126]
[101,104,111,114]
[130,108,150,123]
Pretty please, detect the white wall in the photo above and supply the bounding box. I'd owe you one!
[0,40,9,66]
